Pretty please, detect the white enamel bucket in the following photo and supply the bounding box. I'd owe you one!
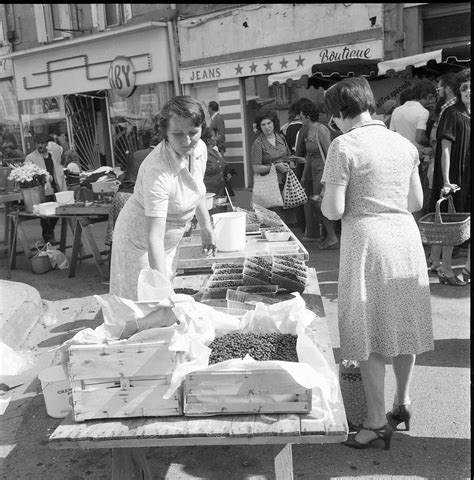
[212,211,247,252]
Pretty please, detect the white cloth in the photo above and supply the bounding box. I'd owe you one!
[109,139,207,300]
[321,120,433,361]
[389,101,429,144]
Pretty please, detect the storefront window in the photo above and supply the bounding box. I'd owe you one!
[19,96,67,156]
[0,79,23,165]
[108,82,173,169]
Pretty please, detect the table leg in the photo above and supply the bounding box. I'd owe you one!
[7,214,18,277]
[273,444,294,480]
[112,448,152,480]
[59,217,68,252]
[68,219,83,278]
[81,220,109,280]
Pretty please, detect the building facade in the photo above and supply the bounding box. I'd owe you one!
[0,3,470,187]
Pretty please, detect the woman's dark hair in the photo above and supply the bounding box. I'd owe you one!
[158,96,206,136]
[201,126,216,146]
[454,68,470,102]
[324,77,376,119]
[254,109,280,133]
[300,102,319,122]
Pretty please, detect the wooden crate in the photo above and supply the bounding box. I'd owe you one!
[68,341,182,421]
[183,366,312,416]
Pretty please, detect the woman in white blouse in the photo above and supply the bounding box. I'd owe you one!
[110,96,216,300]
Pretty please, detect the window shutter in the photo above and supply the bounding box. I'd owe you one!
[61,4,73,38]
[123,4,133,24]
[34,4,50,43]
[91,4,106,31]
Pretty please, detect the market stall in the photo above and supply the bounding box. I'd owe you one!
[47,205,348,479]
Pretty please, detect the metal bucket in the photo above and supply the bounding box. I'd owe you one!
[21,185,45,213]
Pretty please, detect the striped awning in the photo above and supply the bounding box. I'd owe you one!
[268,44,470,88]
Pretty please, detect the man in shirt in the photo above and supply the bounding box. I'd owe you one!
[390,80,437,218]
[208,101,226,154]
[25,133,67,243]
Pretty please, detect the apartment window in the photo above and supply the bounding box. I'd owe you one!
[422,3,470,49]
[93,4,132,31]
[105,4,123,27]
[34,4,72,43]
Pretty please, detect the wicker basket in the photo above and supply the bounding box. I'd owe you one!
[418,195,470,246]
[339,360,367,430]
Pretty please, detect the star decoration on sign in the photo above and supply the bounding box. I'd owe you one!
[264,59,273,71]
[235,64,243,75]
[295,55,305,67]
[249,61,258,73]
[280,57,289,69]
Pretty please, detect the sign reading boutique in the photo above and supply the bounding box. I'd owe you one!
[180,39,383,84]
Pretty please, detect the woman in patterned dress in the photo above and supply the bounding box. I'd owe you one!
[109,96,216,300]
[321,77,433,450]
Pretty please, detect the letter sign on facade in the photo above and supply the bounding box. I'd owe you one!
[108,56,136,98]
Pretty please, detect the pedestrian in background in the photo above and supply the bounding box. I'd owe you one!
[201,126,234,197]
[208,101,226,154]
[25,133,67,243]
[321,77,433,450]
[428,68,470,286]
[295,102,336,246]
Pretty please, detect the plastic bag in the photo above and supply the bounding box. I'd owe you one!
[46,242,69,270]
[0,342,34,376]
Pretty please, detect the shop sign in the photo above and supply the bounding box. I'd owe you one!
[42,97,59,113]
[108,56,136,98]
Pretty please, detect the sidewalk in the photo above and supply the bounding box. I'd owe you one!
[0,214,470,479]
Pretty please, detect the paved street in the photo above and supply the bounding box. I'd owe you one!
[0,212,470,479]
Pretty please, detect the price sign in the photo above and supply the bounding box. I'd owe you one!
[108,56,136,98]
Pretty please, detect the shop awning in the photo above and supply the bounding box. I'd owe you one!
[269,44,470,89]
[268,58,380,88]
[267,66,313,87]
[377,44,470,76]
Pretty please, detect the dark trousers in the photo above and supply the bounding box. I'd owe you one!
[40,195,59,243]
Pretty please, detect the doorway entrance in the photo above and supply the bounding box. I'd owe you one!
[65,90,112,170]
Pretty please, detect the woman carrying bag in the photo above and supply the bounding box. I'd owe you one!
[251,109,303,226]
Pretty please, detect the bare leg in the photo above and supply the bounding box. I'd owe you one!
[429,245,442,270]
[355,353,387,442]
[438,246,454,276]
[321,217,338,244]
[391,354,416,407]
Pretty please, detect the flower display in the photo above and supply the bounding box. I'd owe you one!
[8,163,49,188]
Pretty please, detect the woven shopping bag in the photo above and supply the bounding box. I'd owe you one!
[339,360,367,430]
[282,169,308,209]
[251,163,284,208]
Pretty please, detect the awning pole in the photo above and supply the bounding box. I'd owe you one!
[104,93,115,168]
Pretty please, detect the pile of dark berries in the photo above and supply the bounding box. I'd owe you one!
[208,332,298,365]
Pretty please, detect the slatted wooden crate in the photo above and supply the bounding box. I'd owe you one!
[183,366,312,416]
[68,341,182,421]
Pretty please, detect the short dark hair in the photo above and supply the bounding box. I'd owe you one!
[411,80,436,100]
[454,68,470,102]
[399,86,414,105]
[208,101,219,112]
[254,109,280,133]
[300,102,319,122]
[201,126,216,146]
[324,76,376,119]
[438,72,458,92]
[159,96,206,135]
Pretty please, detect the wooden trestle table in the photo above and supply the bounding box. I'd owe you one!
[49,268,348,479]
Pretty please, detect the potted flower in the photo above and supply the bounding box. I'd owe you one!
[8,163,49,212]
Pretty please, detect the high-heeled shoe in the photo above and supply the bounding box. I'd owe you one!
[342,423,392,451]
[438,271,467,286]
[461,268,470,283]
[386,404,412,431]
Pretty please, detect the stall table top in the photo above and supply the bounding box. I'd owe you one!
[49,268,347,479]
